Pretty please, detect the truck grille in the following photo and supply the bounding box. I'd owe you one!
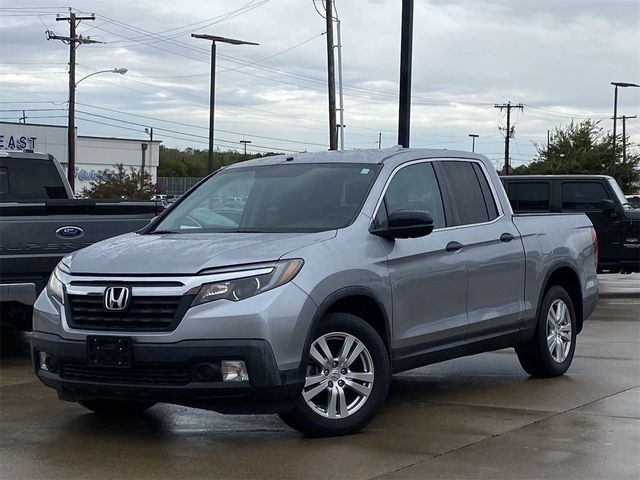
[60,361,191,386]
[66,295,186,331]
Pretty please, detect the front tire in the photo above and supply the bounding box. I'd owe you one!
[78,399,156,416]
[515,285,577,377]
[279,313,390,436]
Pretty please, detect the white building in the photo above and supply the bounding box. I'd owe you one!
[0,122,161,193]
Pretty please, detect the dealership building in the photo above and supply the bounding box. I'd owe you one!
[0,121,161,193]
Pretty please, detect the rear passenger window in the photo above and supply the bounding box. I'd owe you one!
[472,163,499,220]
[381,162,445,229]
[437,161,492,226]
[561,182,609,211]
[507,182,550,212]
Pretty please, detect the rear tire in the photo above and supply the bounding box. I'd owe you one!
[279,313,390,437]
[515,285,577,377]
[79,399,156,416]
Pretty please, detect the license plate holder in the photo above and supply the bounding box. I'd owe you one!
[87,336,132,368]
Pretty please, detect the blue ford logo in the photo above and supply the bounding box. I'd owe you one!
[55,226,84,239]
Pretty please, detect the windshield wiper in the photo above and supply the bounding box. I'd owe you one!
[146,229,182,234]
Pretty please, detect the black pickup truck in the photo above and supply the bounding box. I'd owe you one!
[502,175,640,273]
[0,150,162,330]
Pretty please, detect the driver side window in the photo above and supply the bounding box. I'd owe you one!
[381,162,446,229]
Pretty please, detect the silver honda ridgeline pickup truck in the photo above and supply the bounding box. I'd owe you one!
[31,148,598,436]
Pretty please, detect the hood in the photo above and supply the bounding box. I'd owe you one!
[624,208,640,222]
[66,231,336,275]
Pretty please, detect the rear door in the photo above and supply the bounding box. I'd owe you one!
[436,161,526,338]
[559,180,619,266]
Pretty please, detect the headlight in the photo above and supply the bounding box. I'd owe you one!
[46,269,65,304]
[192,259,303,306]
[59,255,72,273]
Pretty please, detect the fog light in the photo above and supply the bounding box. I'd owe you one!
[221,360,249,382]
[39,352,58,372]
[39,352,49,371]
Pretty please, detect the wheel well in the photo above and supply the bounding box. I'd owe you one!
[544,267,584,333]
[325,295,391,356]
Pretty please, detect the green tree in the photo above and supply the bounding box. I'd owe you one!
[81,164,157,200]
[511,119,639,192]
[157,146,282,178]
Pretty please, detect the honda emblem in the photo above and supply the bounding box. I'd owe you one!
[104,286,131,311]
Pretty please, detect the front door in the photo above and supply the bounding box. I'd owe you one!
[374,161,468,364]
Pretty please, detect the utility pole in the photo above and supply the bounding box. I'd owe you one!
[334,7,345,151]
[397,0,414,148]
[378,132,382,149]
[494,102,524,175]
[240,139,252,157]
[611,82,640,165]
[141,143,147,178]
[46,9,99,191]
[469,134,479,153]
[613,115,637,164]
[547,129,551,151]
[324,0,338,150]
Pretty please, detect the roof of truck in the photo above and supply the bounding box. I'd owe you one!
[502,175,614,180]
[0,149,51,159]
[224,147,490,168]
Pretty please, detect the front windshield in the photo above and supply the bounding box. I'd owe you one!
[607,178,631,208]
[151,163,380,233]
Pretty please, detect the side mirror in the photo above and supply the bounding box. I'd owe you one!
[601,199,615,213]
[372,210,434,239]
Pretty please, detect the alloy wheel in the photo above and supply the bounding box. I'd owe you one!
[546,299,572,363]
[303,332,374,419]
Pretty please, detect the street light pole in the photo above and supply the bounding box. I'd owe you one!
[469,134,479,153]
[611,81,640,165]
[75,67,127,86]
[192,34,258,173]
[397,0,414,148]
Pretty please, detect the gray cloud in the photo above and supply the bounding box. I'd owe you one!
[1,0,639,163]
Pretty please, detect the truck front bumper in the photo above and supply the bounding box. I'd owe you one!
[0,282,37,305]
[30,331,305,414]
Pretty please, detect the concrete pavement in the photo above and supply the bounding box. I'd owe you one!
[1,291,638,479]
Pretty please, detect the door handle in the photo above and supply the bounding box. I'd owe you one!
[445,241,463,252]
[500,233,515,242]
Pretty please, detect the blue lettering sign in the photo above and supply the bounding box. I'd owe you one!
[0,134,37,150]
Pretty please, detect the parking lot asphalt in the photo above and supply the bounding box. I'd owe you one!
[1,276,639,480]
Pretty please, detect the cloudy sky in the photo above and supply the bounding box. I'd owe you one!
[1,0,639,168]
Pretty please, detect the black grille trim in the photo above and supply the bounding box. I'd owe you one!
[66,294,194,332]
[60,361,191,386]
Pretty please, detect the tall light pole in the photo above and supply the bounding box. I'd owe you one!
[397,0,414,148]
[469,134,479,153]
[611,81,640,165]
[191,34,258,173]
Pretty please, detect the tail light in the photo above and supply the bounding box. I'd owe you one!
[590,226,598,271]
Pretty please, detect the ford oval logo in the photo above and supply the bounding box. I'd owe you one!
[56,226,84,239]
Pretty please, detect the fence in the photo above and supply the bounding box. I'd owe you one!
[156,177,203,196]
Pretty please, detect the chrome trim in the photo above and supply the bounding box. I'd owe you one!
[59,267,275,297]
[369,157,506,232]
